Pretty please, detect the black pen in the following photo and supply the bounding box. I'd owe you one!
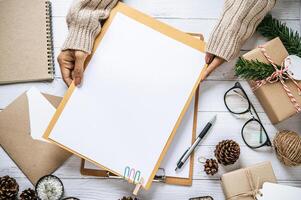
[175,115,216,171]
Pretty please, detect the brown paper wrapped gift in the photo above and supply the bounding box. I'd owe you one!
[221,161,277,200]
[243,37,301,124]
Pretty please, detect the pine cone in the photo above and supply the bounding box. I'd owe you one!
[119,196,139,200]
[0,175,19,200]
[204,159,219,175]
[20,188,38,200]
[214,140,240,165]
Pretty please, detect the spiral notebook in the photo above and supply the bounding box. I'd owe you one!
[0,0,54,84]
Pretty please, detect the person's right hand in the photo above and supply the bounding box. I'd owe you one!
[201,52,225,81]
[57,50,88,87]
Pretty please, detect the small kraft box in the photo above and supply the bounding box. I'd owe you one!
[221,161,277,200]
[243,37,301,124]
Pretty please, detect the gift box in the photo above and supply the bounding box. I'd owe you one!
[243,37,301,124]
[221,161,277,200]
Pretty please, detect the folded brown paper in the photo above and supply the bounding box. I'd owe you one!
[243,37,301,124]
[0,92,71,185]
[221,161,277,200]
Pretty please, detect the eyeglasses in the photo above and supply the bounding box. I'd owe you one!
[224,82,272,149]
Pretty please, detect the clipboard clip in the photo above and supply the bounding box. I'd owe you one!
[154,168,166,182]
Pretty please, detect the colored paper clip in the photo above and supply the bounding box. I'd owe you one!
[124,166,143,184]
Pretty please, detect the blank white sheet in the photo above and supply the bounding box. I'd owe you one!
[48,12,205,189]
[27,87,55,142]
[84,97,196,179]
[159,96,195,178]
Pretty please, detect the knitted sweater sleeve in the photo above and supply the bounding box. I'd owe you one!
[206,0,276,61]
[61,0,119,54]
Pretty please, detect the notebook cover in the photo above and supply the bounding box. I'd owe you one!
[0,92,71,185]
[0,0,54,84]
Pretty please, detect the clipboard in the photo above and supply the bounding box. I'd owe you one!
[43,2,206,192]
[80,88,199,186]
[80,33,203,186]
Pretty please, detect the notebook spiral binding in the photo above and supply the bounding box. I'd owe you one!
[45,1,55,78]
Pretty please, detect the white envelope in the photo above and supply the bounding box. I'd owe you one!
[27,87,55,142]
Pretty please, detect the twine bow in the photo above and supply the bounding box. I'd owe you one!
[252,45,301,112]
[227,169,262,200]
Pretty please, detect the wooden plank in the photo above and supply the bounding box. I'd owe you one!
[52,16,300,81]
[2,140,301,181]
[0,78,67,109]
[51,0,300,20]
[193,145,301,181]
[197,81,264,112]
[5,177,301,200]
[1,177,225,199]
[0,80,254,110]
[52,14,300,80]
[1,79,301,115]
[52,16,300,50]
[50,0,73,17]
[198,80,301,118]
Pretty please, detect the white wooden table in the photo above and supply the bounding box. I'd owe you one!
[1,0,301,199]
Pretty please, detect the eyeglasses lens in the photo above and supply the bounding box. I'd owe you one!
[225,89,249,114]
[242,120,267,148]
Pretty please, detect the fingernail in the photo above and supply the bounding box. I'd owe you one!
[205,56,210,64]
[75,78,81,86]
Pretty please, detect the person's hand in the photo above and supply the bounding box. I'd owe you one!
[57,50,89,86]
[201,52,225,81]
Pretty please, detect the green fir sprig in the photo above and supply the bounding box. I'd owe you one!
[235,14,301,80]
[234,57,281,80]
[257,14,301,57]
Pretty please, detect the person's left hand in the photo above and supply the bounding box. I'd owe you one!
[201,52,225,81]
[57,50,89,86]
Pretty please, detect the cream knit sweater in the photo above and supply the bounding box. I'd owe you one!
[62,0,276,61]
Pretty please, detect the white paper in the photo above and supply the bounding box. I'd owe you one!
[159,97,195,178]
[27,87,55,142]
[257,182,301,200]
[84,97,196,179]
[48,12,205,188]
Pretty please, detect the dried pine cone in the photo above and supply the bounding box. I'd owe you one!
[20,188,38,200]
[0,175,19,200]
[214,140,240,165]
[119,196,139,200]
[204,159,218,175]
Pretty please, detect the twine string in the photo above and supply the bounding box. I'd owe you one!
[227,169,262,200]
[252,46,301,112]
[274,130,301,166]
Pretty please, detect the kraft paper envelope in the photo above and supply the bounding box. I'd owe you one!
[0,91,71,185]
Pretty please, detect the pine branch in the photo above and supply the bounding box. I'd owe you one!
[257,14,301,57]
[234,57,281,80]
